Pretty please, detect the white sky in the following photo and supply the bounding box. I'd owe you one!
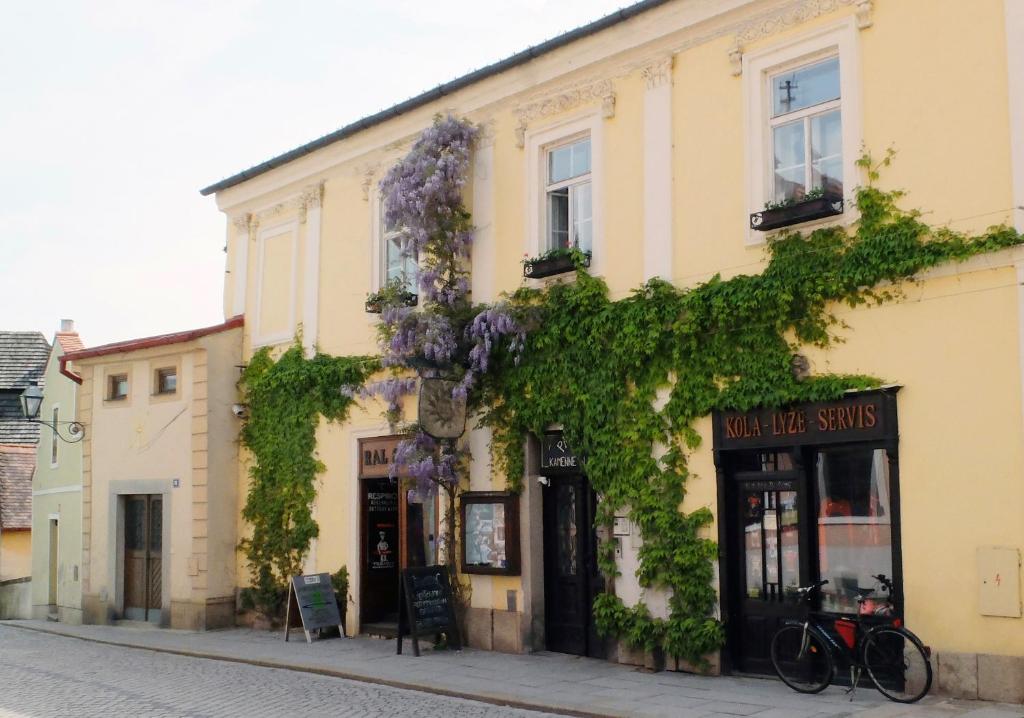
[0,0,629,347]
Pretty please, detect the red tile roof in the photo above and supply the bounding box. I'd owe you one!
[61,315,243,384]
[55,332,85,353]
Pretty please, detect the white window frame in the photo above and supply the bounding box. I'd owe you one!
[768,57,842,203]
[744,18,862,245]
[370,187,419,297]
[252,219,299,347]
[525,110,605,275]
[544,136,593,252]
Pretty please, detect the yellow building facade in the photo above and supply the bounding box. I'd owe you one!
[203,0,1024,700]
[69,318,243,630]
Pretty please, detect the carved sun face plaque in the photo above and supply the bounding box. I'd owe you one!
[418,378,467,439]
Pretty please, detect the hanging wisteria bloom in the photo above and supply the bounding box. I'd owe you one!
[364,115,479,497]
[379,115,478,308]
[455,303,526,399]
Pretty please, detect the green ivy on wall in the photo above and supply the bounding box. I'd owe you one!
[476,160,1023,665]
[238,342,377,613]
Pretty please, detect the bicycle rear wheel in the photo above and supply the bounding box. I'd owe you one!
[862,626,932,703]
[771,624,835,694]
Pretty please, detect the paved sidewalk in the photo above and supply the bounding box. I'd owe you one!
[3,620,1021,718]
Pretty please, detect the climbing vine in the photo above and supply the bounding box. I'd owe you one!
[237,118,1022,668]
[474,150,1023,664]
[239,342,377,613]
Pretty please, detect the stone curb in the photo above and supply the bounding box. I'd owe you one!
[2,622,611,718]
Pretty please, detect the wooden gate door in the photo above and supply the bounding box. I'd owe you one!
[543,474,605,657]
[124,495,162,622]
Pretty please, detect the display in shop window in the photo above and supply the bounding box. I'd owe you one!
[459,492,520,575]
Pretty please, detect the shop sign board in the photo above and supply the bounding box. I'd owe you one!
[359,436,404,479]
[396,565,462,657]
[715,392,892,450]
[540,433,581,474]
[284,573,345,644]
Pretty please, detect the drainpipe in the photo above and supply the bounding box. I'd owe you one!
[59,354,82,384]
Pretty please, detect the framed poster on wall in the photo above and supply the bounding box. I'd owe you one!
[460,492,520,575]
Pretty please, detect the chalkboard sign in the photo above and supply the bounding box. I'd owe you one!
[284,573,345,644]
[396,565,461,657]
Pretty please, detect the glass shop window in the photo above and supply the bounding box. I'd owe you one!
[816,447,893,613]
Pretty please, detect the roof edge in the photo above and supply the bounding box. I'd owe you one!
[199,0,672,197]
[63,315,244,365]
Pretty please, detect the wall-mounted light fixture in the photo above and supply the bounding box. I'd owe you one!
[19,381,85,443]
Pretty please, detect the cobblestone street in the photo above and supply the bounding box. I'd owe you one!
[1,622,1022,718]
[0,626,558,718]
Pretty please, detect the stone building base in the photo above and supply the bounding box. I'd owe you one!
[937,651,1024,704]
[170,597,235,631]
[465,607,523,653]
[83,592,234,631]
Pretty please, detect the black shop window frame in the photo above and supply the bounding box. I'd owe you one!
[459,491,520,576]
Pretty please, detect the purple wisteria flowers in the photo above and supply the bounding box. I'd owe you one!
[367,116,528,498]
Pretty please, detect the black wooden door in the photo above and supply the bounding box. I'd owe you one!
[728,471,806,674]
[543,474,605,657]
[361,478,399,625]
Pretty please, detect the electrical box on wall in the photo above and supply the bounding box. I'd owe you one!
[977,546,1022,618]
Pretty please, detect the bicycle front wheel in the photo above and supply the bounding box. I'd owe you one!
[862,626,932,703]
[771,624,834,694]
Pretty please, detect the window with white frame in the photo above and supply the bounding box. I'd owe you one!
[545,137,592,252]
[769,56,843,204]
[381,204,417,294]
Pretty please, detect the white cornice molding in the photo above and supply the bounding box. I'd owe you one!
[360,164,378,202]
[231,212,252,236]
[476,119,497,149]
[729,0,872,75]
[297,181,325,223]
[641,56,674,90]
[514,78,615,148]
[252,182,324,225]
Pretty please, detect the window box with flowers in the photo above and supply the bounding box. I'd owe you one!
[749,189,844,232]
[522,247,592,279]
[365,280,418,314]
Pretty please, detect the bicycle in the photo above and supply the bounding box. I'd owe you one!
[769,574,933,703]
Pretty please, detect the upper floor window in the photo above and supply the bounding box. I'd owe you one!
[769,56,842,204]
[745,19,860,240]
[108,373,128,401]
[381,207,418,295]
[154,367,177,395]
[50,406,59,466]
[546,137,592,252]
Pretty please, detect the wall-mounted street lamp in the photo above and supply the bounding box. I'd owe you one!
[19,381,85,443]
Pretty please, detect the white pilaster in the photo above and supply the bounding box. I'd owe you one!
[471,127,496,302]
[230,214,250,318]
[301,183,324,356]
[1007,0,1024,232]
[642,57,674,282]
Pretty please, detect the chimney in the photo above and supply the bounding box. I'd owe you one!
[60,319,75,332]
